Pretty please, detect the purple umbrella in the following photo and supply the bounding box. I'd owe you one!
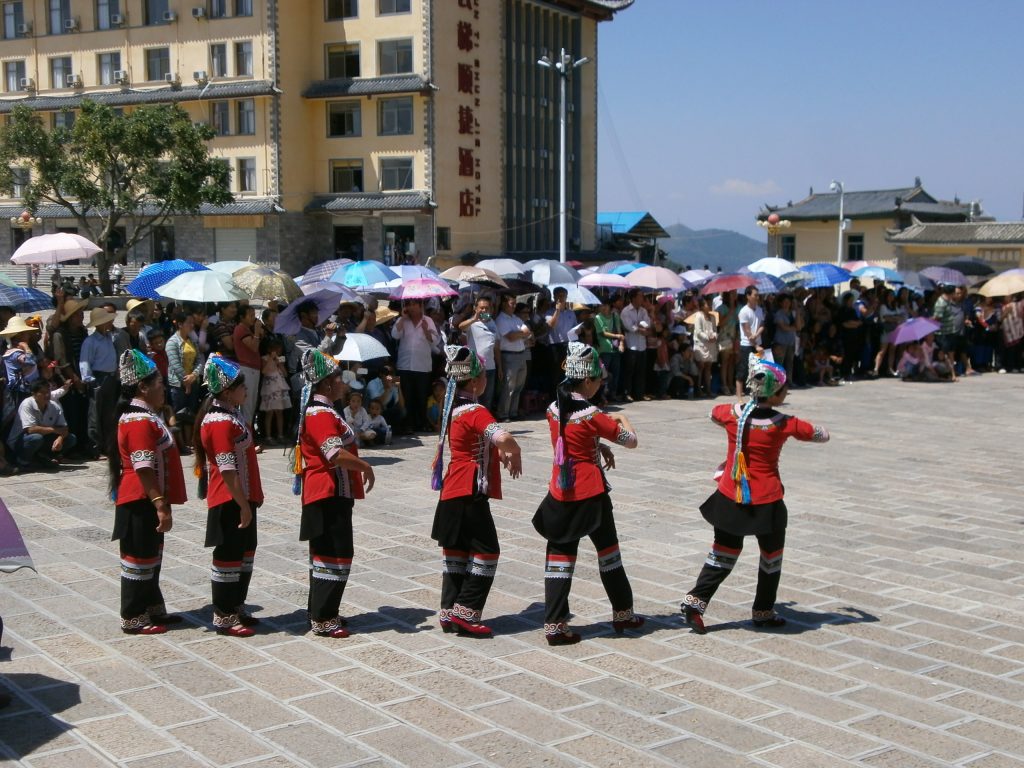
[276,289,357,335]
[0,497,34,573]
[303,258,353,283]
[920,266,968,287]
[579,272,631,289]
[890,317,940,346]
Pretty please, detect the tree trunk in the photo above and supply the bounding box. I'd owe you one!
[97,248,113,295]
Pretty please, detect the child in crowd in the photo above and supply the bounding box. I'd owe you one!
[426,378,446,432]
[344,391,383,447]
[259,337,291,444]
[810,346,838,386]
[668,343,699,399]
[147,328,169,383]
[365,400,392,445]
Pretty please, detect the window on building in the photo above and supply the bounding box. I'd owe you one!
[52,110,75,130]
[50,56,73,89]
[330,159,363,193]
[326,43,359,78]
[3,2,24,39]
[234,0,252,16]
[210,100,230,135]
[236,98,255,134]
[143,0,168,24]
[780,235,796,262]
[10,166,28,197]
[380,157,413,190]
[237,158,256,193]
[327,101,360,137]
[845,234,864,262]
[97,52,121,85]
[96,0,119,29]
[436,226,450,251]
[234,41,253,76]
[4,60,25,92]
[326,0,356,20]
[377,96,412,136]
[210,44,228,77]
[48,0,70,34]
[378,0,409,14]
[378,39,413,75]
[146,47,171,81]
[209,0,226,17]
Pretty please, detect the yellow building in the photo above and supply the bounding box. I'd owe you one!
[0,0,630,273]
[887,219,1024,271]
[756,180,978,268]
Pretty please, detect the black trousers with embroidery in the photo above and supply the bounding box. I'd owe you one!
[687,528,786,615]
[438,497,500,620]
[113,500,166,629]
[544,502,633,629]
[303,497,354,622]
[206,501,258,622]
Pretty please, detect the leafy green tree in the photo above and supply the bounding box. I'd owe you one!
[0,101,232,292]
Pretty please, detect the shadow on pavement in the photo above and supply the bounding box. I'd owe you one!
[0,674,80,759]
[700,603,878,636]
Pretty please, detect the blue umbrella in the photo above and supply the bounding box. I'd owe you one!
[853,266,903,284]
[896,270,935,292]
[746,272,788,294]
[800,263,850,288]
[610,262,644,276]
[126,259,208,299]
[0,285,53,312]
[330,260,399,288]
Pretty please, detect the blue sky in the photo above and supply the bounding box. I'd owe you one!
[596,0,1024,239]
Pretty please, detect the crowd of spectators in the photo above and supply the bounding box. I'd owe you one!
[0,274,1019,476]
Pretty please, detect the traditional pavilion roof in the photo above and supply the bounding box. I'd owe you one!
[597,211,671,239]
[760,183,974,221]
[0,198,281,218]
[887,218,1024,245]
[548,0,634,19]
[0,80,276,113]
[305,192,435,213]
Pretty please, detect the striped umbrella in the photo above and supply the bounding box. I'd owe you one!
[746,272,788,294]
[0,285,52,312]
[303,258,353,283]
[126,259,208,299]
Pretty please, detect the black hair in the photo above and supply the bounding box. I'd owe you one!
[107,372,160,498]
[29,378,51,395]
[744,285,759,298]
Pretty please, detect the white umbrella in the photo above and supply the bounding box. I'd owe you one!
[627,266,686,292]
[746,257,803,280]
[549,282,601,305]
[525,259,580,285]
[579,272,631,290]
[11,232,102,265]
[338,332,390,362]
[208,260,254,274]
[475,258,527,276]
[156,270,247,302]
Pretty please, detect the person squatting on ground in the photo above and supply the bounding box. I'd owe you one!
[681,354,829,633]
[109,349,187,635]
[194,355,263,637]
[294,349,375,638]
[533,342,643,646]
[430,345,522,637]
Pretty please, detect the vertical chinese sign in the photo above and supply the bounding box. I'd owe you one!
[456,0,482,218]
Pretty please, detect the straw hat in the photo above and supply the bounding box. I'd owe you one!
[126,298,153,314]
[60,298,89,322]
[87,308,116,328]
[375,305,399,324]
[0,316,42,337]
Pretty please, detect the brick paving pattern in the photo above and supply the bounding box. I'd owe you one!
[1,376,1023,766]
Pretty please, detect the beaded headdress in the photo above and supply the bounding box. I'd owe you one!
[204,354,242,395]
[118,349,158,387]
[732,354,789,504]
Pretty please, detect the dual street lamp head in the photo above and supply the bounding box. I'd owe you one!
[537,49,590,74]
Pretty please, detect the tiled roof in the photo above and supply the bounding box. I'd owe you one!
[0,80,277,114]
[887,219,1024,245]
[761,186,973,221]
[0,198,282,218]
[597,211,671,239]
[552,0,634,18]
[305,192,434,213]
[303,76,434,99]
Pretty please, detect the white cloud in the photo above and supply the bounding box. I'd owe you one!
[710,179,782,197]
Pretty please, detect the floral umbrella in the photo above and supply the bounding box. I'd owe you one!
[232,265,303,302]
[388,277,458,301]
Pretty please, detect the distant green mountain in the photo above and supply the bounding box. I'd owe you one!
[660,223,766,272]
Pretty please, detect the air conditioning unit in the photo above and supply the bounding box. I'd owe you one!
[63,17,79,31]
[165,73,181,87]
[15,21,31,35]
[193,70,208,83]
[110,13,125,25]
[65,74,82,88]
[19,77,35,91]
[113,70,130,85]
[192,6,206,18]
[162,10,178,21]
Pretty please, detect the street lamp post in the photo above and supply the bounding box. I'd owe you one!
[10,210,42,287]
[829,180,849,267]
[538,48,589,264]
[757,213,791,258]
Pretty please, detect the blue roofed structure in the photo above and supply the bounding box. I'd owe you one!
[597,211,671,239]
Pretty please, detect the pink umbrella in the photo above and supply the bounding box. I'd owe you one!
[579,272,631,289]
[700,273,756,295]
[841,260,881,273]
[389,277,458,301]
[11,232,101,265]
[627,266,686,291]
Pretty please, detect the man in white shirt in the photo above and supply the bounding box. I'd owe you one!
[459,295,500,410]
[391,298,439,432]
[619,288,651,401]
[8,379,76,469]
[545,287,577,393]
[494,293,531,421]
[736,285,765,398]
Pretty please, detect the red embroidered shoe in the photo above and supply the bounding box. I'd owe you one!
[612,612,645,634]
[449,615,493,637]
[682,605,707,635]
[122,624,167,636]
[313,627,350,639]
[236,612,260,627]
[439,619,456,633]
[217,623,256,638]
[546,631,582,646]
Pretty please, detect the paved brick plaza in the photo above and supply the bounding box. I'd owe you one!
[1,376,1023,767]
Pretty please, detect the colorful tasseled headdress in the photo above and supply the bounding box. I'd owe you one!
[553,342,602,490]
[204,354,242,395]
[430,345,483,491]
[118,348,158,387]
[732,354,788,504]
[291,349,341,495]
